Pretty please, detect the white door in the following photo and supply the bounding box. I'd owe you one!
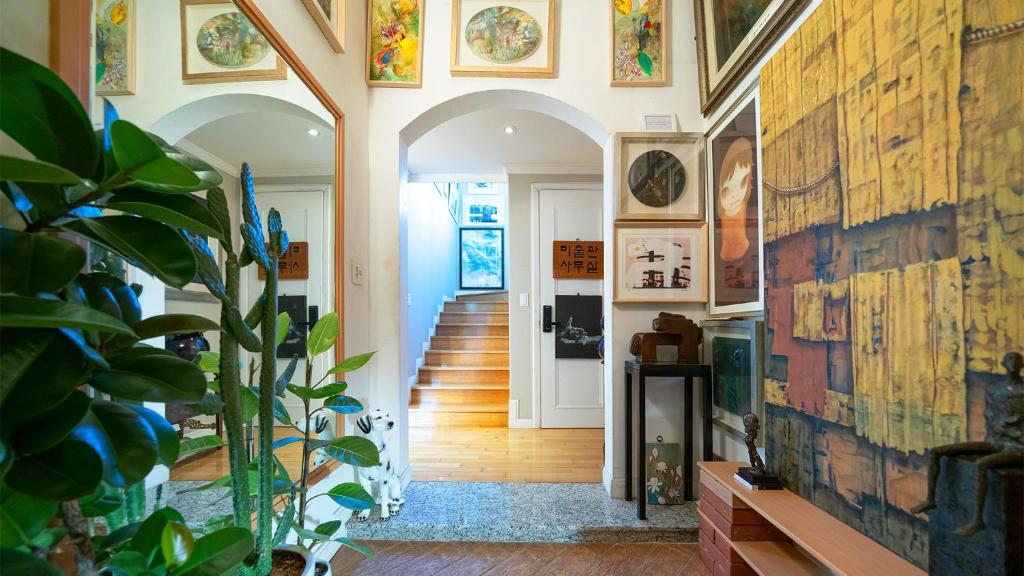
[539,184,604,428]
[243,187,331,424]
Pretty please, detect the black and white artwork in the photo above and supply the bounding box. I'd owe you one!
[555,295,602,359]
[277,295,307,359]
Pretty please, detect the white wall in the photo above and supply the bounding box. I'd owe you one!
[400,183,460,384]
[0,0,48,65]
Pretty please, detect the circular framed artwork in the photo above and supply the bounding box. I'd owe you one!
[197,12,272,69]
[465,6,543,64]
[615,133,704,220]
[627,150,687,208]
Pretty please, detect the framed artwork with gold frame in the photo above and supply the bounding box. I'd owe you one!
[95,0,136,96]
[614,221,708,303]
[302,0,345,53]
[366,0,424,87]
[610,0,668,87]
[615,132,705,221]
[450,0,556,78]
[180,0,287,85]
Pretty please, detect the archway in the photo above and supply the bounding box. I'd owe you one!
[149,93,333,145]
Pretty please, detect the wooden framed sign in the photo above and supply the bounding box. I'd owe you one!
[553,240,604,279]
[258,242,309,280]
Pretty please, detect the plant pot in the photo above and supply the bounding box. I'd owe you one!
[313,558,332,576]
[271,546,314,576]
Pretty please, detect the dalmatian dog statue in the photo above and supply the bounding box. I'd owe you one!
[355,409,404,520]
[293,413,336,467]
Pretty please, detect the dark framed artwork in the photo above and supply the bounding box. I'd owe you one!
[702,319,763,442]
[277,295,307,359]
[459,228,504,289]
[706,84,763,316]
[554,295,602,359]
[615,132,705,221]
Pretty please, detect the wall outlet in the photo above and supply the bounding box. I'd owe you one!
[351,260,365,285]
[519,293,529,307]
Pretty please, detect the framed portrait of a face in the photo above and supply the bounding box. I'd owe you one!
[180,0,287,84]
[615,132,704,221]
[451,0,556,78]
[702,319,764,443]
[706,85,763,316]
[302,0,344,53]
[95,0,136,96]
[693,0,807,115]
[614,222,707,303]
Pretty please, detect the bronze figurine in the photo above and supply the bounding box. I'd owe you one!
[912,352,1024,536]
[737,412,782,489]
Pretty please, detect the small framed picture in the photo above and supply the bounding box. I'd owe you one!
[302,0,345,53]
[614,221,707,303]
[460,228,504,289]
[366,0,424,87]
[641,113,678,132]
[95,0,136,96]
[702,319,764,443]
[615,132,704,221]
[462,193,506,226]
[180,0,287,85]
[611,0,667,87]
[450,0,556,78]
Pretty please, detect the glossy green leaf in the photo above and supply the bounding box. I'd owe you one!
[273,396,293,426]
[0,329,54,403]
[197,350,220,374]
[90,346,207,403]
[315,519,342,536]
[79,482,122,517]
[275,354,297,397]
[29,526,67,550]
[107,189,225,240]
[161,521,195,568]
[0,154,81,184]
[176,435,223,464]
[241,387,259,422]
[244,294,265,329]
[240,222,270,270]
[327,351,376,375]
[145,133,225,194]
[174,527,254,576]
[205,187,233,252]
[133,314,219,340]
[129,507,185,564]
[103,550,148,576]
[71,401,158,488]
[110,120,199,189]
[126,403,180,466]
[0,488,58,547]
[271,436,302,451]
[0,548,62,576]
[79,272,142,326]
[319,436,379,467]
[271,505,295,546]
[62,216,197,288]
[5,439,102,500]
[0,48,97,177]
[276,311,291,347]
[322,395,363,415]
[1,334,86,426]
[325,482,374,511]
[287,381,347,400]
[307,312,339,357]
[0,295,135,335]
[10,389,90,455]
[0,228,86,295]
[184,232,227,301]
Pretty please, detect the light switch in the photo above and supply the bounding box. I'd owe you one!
[519,293,529,307]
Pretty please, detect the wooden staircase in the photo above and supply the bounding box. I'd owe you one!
[410,291,509,427]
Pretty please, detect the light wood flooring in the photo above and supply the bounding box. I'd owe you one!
[331,541,709,576]
[171,428,317,481]
[409,426,604,483]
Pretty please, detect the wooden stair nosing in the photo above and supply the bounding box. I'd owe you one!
[409,403,507,413]
[412,382,509,390]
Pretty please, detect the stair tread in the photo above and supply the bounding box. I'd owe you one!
[409,403,507,413]
[419,366,509,371]
[413,382,509,390]
[438,323,510,327]
[428,350,507,353]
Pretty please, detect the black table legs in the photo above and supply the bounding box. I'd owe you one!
[625,370,632,502]
[702,376,712,463]
[684,376,694,501]
[637,374,646,520]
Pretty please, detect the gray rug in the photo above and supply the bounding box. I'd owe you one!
[145,481,234,527]
[345,482,699,543]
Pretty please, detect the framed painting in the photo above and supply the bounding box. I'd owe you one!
[366,0,423,87]
[611,0,667,87]
[180,0,287,84]
[554,295,602,359]
[614,222,707,303]
[450,0,556,78]
[460,228,504,289]
[646,443,683,505]
[462,193,505,226]
[615,132,704,221]
[706,84,763,316]
[702,319,764,442]
[302,0,345,53]
[693,0,806,115]
[95,0,135,96]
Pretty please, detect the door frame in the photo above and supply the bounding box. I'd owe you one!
[530,182,604,429]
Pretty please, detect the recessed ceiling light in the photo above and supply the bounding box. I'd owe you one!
[504,125,516,135]
[306,128,320,137]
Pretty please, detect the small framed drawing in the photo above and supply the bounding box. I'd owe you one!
[302,0,344,53]
[95,0,136,96]
[450,0,556,78]
[702,319,764,443]
[366,0,424,87]
[462,193,505,226]
[611,0,667,86]
[614,222,707,303]
[615,132,704,221]
[460,228,504,289]
[706,84,763,316]
[180,0,287,85]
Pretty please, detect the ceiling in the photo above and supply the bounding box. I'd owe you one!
[179,111,334,176]
[407,108,602,178]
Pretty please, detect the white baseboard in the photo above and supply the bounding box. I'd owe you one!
[603,465,626,499]
[508,399,537,428]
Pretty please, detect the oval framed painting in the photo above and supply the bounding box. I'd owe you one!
[180,0,286,85]
[196,12,272,68]
[451,0,556,78]
[464,6,542,64]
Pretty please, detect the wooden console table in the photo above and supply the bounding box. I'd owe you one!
[624,361,712,519]
[698,461,926,576]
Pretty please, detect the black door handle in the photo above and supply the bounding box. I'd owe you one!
[542,305,561,333]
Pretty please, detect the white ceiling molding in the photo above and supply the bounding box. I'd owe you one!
[503,164,603,175]
[175,139,238,176]
[408,172,508,183]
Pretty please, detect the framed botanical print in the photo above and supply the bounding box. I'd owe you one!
[706,84,763,316]
[614,222,707,302]
[615,132,704,221]
[302,0,345,53]
[450,0,556,78]
[611,0,667,86]
[366,0,423,87]
[95,0,136,96]
[702,319,764,443]
[460,228,505,289]
[693,0,806,115]
[180,0,287,84]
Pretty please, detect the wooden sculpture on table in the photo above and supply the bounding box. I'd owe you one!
[629,312,702,363]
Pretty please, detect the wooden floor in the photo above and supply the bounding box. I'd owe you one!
[171,428,315,481]
[331,541,709,576]
[409,426,604,483]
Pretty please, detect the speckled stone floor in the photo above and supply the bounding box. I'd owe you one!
[345,482,700,543]
[145,481,233,527]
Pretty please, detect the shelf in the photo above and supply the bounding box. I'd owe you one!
[731,541,827,576]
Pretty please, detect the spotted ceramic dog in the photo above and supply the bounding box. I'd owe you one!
[294,413,335,467]
[355,409,404,520]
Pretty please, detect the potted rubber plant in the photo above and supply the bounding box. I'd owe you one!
[0,47,254,574]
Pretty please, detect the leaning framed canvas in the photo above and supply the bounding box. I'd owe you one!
[706,84,763,316]
[95,0,136,96]
[450,0,556,78]
[180,0,287,84]
[614,222,707,303]
[366,0,424,87]
[693,0,806,115]
[302,0,345,53]
[615,132,704,221]
[611,0,667,86]
[460,228,504,289]
[702,319,764,443]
